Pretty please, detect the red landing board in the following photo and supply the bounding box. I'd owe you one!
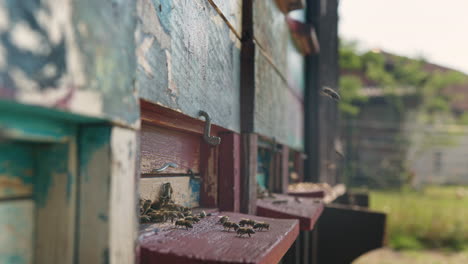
[139,212,299,264]
[256,194,324,231]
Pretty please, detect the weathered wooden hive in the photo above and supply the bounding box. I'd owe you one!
[0,0,385,264]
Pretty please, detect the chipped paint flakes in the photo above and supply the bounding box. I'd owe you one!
[69,90,103,117]
[137,0,170,49]
[0,176,32,197]
[9,22,50,55]
[137,36,155,78]
[165,50,178,103]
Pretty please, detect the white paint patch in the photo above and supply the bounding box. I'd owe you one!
[0,1,10,33]
[210,14,224,28]
[165,50,178,102]
[9,68,40,92]
[137,36,155,78]
[9,22,50,55]
[137,0,171,49]
[68,90,104,117]
[110,127,136,264]
[42,64,57,78]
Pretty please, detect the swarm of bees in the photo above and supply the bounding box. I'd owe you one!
[139,183,208,230]
[217,216,271,238]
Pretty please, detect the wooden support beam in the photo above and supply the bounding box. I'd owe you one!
[240,133,257,214]
[280,145,289,194]
[200,142,219,208]
[218,133,241,212]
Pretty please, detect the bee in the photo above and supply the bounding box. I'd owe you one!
[141,199,152,214]
[223,221,240,232]
[184,216,193,222]
[199,211,206,218]
[140,215,151,223]
[207,213,212,216]
[320,86,340,102]
[177,212,185,218]
[218,216,229,224]
[253,222,270,231]
[192,216,200,223]
[237,227,255,237]
[239,218,256,227]
[175,220,193,230]
[148,212,166,223]
[163,211,179,223]
[272,200,288,205]
[184,211,192,217]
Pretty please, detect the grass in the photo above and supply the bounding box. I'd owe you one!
[369,185,468,251]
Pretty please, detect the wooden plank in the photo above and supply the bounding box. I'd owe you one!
[241,134,257,214]
[293,152,305,183]
[0,142,34,199]
[316,205,386,264]
[140,122,201,174]
[109,127,137,264]
[34,140,77,264]
[0,200,34,264]
[256,194,324,231]
[78,126,138,264]
[140,177,200,208]
[253,0,289,78]
[140,100,226,136]
[77,126,112,264]
[200,141,219,208]
[208,0,243,37]
[280,146,289,194]
[140,212,299,264]
[136,0,241,132]
[254,49,304,150]
[218,133,241,212]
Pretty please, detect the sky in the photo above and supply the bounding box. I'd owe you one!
[339,0,468,74]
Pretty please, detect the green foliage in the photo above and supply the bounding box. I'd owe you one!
[370,186,468,251]
[339,75,367,116]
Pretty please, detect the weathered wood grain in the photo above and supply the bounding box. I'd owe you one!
[140,122,201,174]
[0,200,34,264]
[218,133,241,212]
[78,126,138,264]
[200,141,219,208]
[241,134,257,214]
[140,212,299,264]
[208,0,243,37]
[256,194,324,231]
[77,126,112,264]
[0,142,34,199]
[253,0,289,78]
[254,49,304,150]
[136,0,241,132]
[34,141,77,264]
[140,177,200,208]
[0,0,138,127]
[109,127,137,264]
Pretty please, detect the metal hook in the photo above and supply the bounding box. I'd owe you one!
[199,110,221,146]
[153,162,179,173]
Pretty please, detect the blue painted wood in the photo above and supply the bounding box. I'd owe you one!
[137,0,241,132]
[0,200,34,264]
[0,142,34,199]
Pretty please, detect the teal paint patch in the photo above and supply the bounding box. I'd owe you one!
[188,178,200,208]
[0,142,35,198]
[78,126,111,182]
[34,143,71,207]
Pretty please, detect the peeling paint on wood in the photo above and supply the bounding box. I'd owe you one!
[0,200,34,264]
[0,0,139,127]
[136,0,241,132]
[254,48,304,150]
[109,127,137,264]
[34,140,77,264]
[0,142,34,199]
